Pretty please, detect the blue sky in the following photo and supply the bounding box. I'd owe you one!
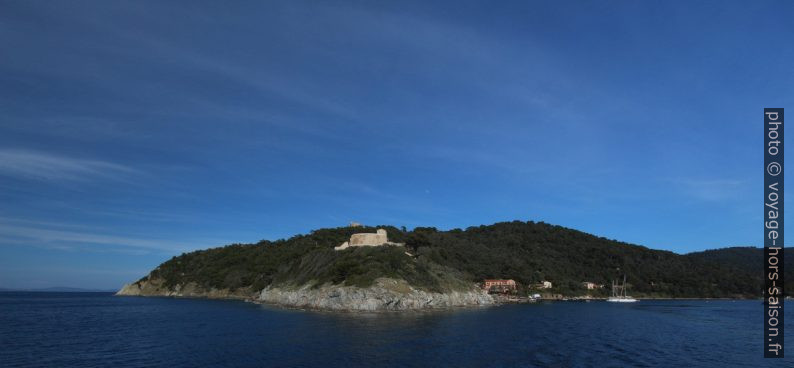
[0,1,791,289]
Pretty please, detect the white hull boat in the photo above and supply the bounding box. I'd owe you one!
[606,297,638,303]
[606,275,638,303]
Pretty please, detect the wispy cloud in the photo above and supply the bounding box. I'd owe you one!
[0,224,183,253]
[0,218,222,254]
[0,149,137,181]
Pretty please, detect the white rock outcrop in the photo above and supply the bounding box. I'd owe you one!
[257,278,494,311]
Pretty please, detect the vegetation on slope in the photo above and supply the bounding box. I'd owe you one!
[137,221,777,298]
[685,246,793,294]
[145,225,469,293]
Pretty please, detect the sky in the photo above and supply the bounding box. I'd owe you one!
[0,1,792,289]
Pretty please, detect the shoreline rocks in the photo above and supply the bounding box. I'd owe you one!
[116,279,254,300]
[116,278,494,311]
[257,278,494,311]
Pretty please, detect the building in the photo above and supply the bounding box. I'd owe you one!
[483,279,517,294]
[582,282,599,290]
[536,281,552,289]
[334,229,403,251]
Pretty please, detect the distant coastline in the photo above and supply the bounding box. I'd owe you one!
[1,287,117,293]
[114,283,765,312]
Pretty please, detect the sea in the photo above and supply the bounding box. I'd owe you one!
[0,292,791,367]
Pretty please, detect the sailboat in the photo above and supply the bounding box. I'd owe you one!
[606,275,638,303]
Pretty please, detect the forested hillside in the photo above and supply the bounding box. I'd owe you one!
[136,221,776,298]
[685,246,792,294]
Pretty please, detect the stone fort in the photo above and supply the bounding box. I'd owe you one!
[334,228,403,251]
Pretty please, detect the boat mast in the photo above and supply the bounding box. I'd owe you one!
[612,279,617,298]
[622,275,627,297]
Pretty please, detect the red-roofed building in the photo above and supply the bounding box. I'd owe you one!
[482,279,517,294]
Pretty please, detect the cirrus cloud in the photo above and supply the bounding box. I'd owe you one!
[0,149,137,181]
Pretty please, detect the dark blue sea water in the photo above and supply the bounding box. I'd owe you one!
[0,292,791,367]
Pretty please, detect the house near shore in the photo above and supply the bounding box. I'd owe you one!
[334,228,404,251]
[536,281,552,289]
[482,279,517,294]
[581,282,601,290]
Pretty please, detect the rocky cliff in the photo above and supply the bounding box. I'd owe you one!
[117,277,494,311]
[116,278,255,300]
[258,278,494,311]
